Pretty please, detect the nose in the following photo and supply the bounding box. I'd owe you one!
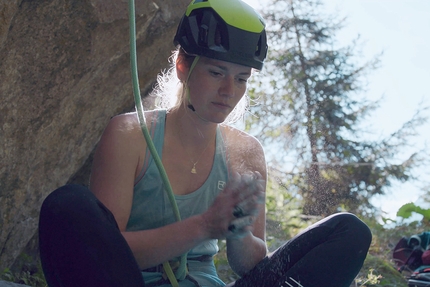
[219,76,235,98]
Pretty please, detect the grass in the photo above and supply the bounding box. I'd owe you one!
[1,268,47,287]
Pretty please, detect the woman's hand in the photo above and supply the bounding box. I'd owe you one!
[201,171,265,240]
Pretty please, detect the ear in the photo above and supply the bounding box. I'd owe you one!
[176,56,189,83]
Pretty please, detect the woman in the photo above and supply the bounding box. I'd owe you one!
[39,0,372,286]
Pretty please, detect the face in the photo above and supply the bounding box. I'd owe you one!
[184,57,252,123]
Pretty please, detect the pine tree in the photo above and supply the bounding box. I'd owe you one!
[246,0,427,216]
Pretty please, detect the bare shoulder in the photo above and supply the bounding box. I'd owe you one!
[220,124,263,151]
[220,124,266,176]
[104,110,157,139]
[92,111,159,184]
[108,112,138,131]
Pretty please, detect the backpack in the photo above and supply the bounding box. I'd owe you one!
[393,232,430,272]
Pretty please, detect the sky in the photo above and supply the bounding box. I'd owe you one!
[243,0,430,224]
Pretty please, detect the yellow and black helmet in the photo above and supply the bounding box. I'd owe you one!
[174,0,268,70]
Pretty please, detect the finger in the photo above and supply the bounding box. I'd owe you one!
[224,172,266,207]
[233,205,246,218]
[223,172,243,197]
[227,216,254,239]
[239,172,265,195]
[228,224,251,236]
[234,193,264,217]
[245,171,263,186]
[241,173,255,186]
[225,173,256,202]
[229,216,255,231]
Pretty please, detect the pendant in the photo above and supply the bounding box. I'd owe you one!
[191,163,197,174]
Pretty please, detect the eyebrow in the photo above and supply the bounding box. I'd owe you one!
[209,63,252,76]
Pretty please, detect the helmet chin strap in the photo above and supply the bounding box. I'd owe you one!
[185,56,210,122]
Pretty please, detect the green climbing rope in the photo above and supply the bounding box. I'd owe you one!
[128,0,187,283]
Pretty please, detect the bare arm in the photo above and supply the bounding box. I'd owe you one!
[225,132,268,276]
[226,203,267,276]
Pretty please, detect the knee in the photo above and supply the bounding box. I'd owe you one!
[335,212,372,247]
[40,184,93,222]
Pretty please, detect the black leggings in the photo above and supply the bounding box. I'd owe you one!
[39,185,371,287]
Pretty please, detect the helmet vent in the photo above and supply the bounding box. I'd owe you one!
[255,35,262,56]
[174,0,267,69]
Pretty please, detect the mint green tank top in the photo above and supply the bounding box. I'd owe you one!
[126,110,229,287]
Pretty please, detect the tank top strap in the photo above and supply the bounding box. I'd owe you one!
[134,109,166,185]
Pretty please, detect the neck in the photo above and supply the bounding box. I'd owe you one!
[167,106,217,148]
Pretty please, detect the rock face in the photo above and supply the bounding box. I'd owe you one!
[0,0,189,271]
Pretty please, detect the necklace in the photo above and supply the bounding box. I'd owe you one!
[177,121,213,174]
[189,141,211,174]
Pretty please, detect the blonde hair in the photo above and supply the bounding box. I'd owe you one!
[150,48,250,124]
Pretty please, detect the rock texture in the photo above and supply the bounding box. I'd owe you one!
[0,0,189,271]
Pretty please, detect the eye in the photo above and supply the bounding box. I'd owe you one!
[210,70,223,77]
[236,77,249,84]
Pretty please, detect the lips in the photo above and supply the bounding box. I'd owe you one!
[212,101,231,109]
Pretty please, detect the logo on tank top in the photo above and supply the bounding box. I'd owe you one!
[218,181,226,190]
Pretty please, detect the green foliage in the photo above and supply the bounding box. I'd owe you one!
[355,256,405,287]
[397,203,430,221]
[0,252,47,287]
[354,268,383,287]
[1,268,47,287]
[246,0,428,217]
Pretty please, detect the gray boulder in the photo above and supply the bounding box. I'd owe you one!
[0,0,189,271]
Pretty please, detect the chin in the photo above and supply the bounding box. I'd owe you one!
[196,108,231,123]
[210,113,230,124]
